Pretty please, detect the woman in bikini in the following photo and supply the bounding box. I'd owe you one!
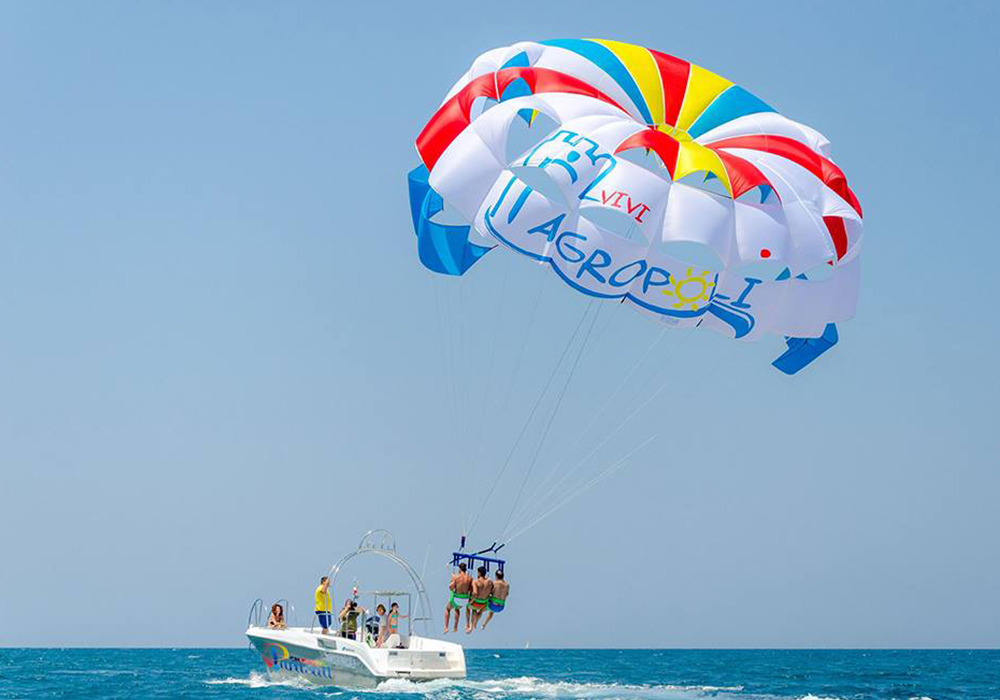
[386,602,407,646]
[267,603,286,630]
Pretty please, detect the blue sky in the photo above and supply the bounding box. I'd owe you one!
[1,0,998,648]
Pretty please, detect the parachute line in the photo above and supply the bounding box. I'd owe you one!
[504,348,729,544]
[503,330,692,538]
[500,301,602,538]
[463,254,511,536]
[466,300,595,540]
[498,269,546,414]
[502,326,670,536]
[433,277,462,484]
[503,433,658,544]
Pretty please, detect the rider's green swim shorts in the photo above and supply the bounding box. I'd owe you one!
[448,591,470,609]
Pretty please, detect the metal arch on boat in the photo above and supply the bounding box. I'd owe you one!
[327,529,433,636]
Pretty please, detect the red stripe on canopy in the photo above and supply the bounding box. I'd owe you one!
[823,216,849,260]
[614,128,680,178]
[416,68,628,172]
[713,149,777,200]
[706,134,862,217]
[648,49,690,127]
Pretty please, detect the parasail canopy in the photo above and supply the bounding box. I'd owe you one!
[409,39,864,374]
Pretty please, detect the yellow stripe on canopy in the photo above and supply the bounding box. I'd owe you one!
[676,64,733,132]
[657,124,692,142]
[674,141,732,195]
[593,39,665,126]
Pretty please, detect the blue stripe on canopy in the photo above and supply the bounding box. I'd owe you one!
[500,51,530,69]
[499,77,536,124]
[772,323,838,375]
[688,85,775,139]
[540,39,652,125]
[408,165,492,276]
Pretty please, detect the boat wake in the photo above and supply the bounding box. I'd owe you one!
[204,671,319,690]
[204,673,867,700]
[361,676,747,699]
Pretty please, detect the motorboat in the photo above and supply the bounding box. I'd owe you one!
[245,529,466,687]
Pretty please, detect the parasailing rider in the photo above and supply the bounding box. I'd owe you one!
[466,566,493,633]
[480,569,509,630]
[444,562,473,634]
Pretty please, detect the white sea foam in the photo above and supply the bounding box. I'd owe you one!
[358,676,746,699]
[205,671,852,700]
[51,669,139,677]
[204,671,316,690]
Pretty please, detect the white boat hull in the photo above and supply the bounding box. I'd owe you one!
[246,626,466,688]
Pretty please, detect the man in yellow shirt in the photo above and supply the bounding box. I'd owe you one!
[315,576,333,635]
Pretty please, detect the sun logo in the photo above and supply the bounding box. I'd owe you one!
[261,642,289,668]
[662,268,715,310]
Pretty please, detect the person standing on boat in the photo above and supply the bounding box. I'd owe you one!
[444,562,473,634]
[466,566,493,633]
[314,576,333,635]
[386,601,407,644]
[371,603,388,647]
[339,599,367,640]
[480,570,508,630]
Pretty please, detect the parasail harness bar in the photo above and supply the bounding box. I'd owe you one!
[451,541,505,573]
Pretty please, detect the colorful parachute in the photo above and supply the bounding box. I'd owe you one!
[408,39,863,373]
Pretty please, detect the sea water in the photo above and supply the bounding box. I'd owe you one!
[0,648,997,700]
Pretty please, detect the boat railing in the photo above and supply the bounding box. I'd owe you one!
[309,611,353,639]
[275,598,296,627]
[248,597,296,629]
[308,610,338,635]
[306,608,403,647]
[247,598,265,651]
[247,598,265,628]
